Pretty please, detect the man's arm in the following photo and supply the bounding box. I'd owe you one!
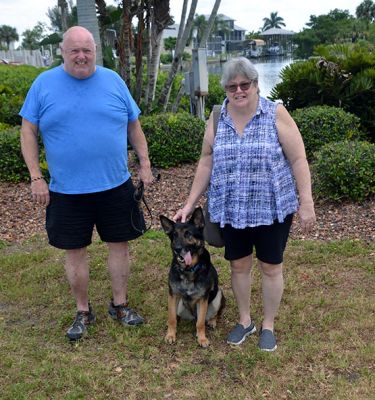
[127,119,153,186]
[20,118,50,205]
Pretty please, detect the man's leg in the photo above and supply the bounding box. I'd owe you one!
[65,247,96,340]
[65,247,89,311]
[107,241,129,305]
[106,241,144,326]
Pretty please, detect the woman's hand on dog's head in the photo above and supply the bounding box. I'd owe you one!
[173,205,194,223]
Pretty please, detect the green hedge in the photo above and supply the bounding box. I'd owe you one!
[140,112,205,168]
[291,105,364,160]
[312,140,375,202]
[0,127,29,182]
[0,127,46,183]
[0,64,44,125]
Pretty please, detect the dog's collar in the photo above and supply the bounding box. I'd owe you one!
[185,262,204,273]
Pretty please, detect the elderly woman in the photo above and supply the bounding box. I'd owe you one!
[174,56,316,351]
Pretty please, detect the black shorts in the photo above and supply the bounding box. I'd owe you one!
[46,179,146,249]
[222,214,294,264]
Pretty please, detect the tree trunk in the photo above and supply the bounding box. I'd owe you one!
[58,0,69,32]
[118,0,132,86]
[158,0,198,111]
[171,81,185,113]
[95,0,108,43]
[144,2,152,107]
[199,0,221,47]
[134,1,145,103]
[77,0,103,65]
[145,0,171,112]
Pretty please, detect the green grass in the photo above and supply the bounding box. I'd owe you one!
[0,232,374,399]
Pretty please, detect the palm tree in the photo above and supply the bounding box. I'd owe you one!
[212,14,231,42]
[356,0,375,23]
[77,0,103,65]
[47,1,77,32]
[192,14,208,47]
[0,25,19,50]
[262,11,286,31]
[21,22,46,51]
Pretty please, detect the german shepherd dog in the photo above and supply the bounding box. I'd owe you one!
[160,207,225,347]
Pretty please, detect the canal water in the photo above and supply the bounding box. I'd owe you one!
[208,57,293,97]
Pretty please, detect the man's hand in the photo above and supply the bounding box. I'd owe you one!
[30,178,50,206]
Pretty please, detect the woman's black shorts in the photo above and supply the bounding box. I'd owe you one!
[222,214,294,264]
[46,179,146,249]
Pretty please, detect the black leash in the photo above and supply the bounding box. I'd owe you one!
[131,171,161,233]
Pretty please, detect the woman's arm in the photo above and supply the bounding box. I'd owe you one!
[173,112,215,222]
[276,104,316,232]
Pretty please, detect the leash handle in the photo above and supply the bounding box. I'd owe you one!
[134,168,160,200]
[132,169,161,233]
[134,180,144,202]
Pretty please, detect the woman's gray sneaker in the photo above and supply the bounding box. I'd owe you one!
[108,301,144,326]
[227,322,256,345]
[66,307,96,341]
[258,328,277,351]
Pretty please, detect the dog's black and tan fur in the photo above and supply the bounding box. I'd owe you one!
[160,207,225,347]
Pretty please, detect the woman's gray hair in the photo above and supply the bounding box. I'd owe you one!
[220,57,259,87]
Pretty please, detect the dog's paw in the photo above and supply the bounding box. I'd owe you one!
[207,319,217,329]
[198,336,210,348]
[165,332,176,344]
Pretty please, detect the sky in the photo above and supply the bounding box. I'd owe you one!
[1,0,359,45]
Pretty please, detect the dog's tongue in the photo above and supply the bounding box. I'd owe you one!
[184,251,192,266]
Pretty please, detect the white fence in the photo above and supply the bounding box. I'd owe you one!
[0,49,46,67]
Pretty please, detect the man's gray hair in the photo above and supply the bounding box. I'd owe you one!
[61,26,95,47]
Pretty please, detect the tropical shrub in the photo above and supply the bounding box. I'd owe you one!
[312,140,375,202]
[140,112,205,168]
[270,59,320,110]
[270,43,375,137]
[291,105,364,160]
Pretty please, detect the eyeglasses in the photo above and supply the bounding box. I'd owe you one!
[225,81,252,93]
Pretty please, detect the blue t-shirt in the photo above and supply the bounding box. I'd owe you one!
[19,65,140,194]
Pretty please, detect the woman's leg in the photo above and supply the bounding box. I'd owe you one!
[258,261,283,331]
[230,254,254,327]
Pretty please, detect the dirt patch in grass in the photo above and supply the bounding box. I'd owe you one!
[1,163,374,244]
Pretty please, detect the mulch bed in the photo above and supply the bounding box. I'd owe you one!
[1,163,374,244]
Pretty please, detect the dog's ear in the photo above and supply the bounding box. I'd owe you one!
[159,215,175,235]
[189,207,205,229]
